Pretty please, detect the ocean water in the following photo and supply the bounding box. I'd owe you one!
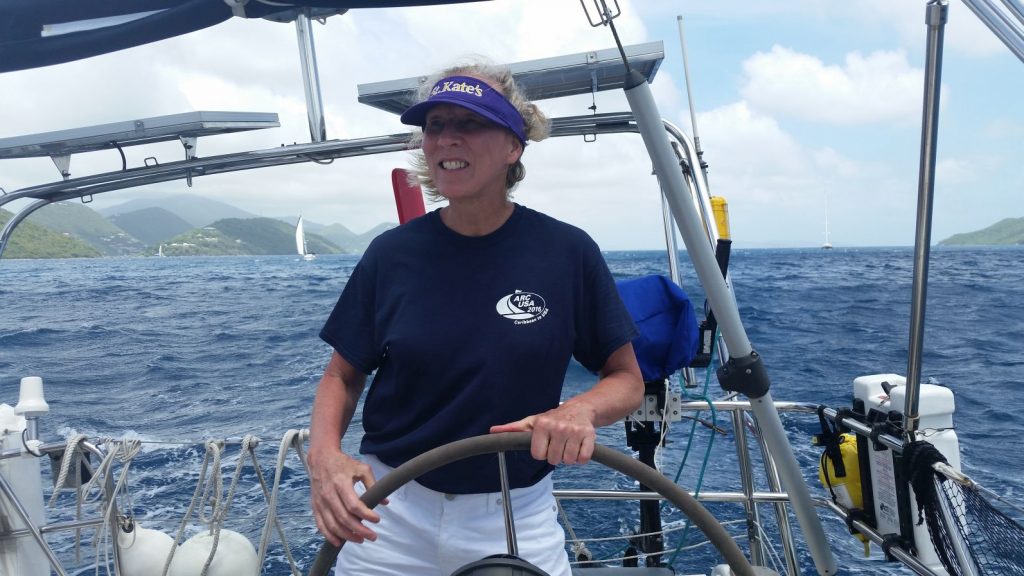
[1,246,1023,575]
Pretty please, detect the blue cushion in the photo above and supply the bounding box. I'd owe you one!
[616,275,699,382]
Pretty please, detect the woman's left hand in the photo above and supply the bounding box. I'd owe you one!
[490,400,597,465]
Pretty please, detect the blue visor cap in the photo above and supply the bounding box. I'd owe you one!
[400,75,527,145]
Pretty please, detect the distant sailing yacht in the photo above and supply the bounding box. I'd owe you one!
[295,215,316,260]
[822,192,833,250]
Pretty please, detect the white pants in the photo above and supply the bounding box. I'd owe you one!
[335,455,572,576]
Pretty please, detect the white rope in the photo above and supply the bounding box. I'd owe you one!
[196,434,257,576]
[48,433,89,506]
[556,499,591,562]
[162,440,222,576]
[566,522,749,567]
[255,429,307,576]
[654,376,673,470]
[91,439,142,576]
[47,434,91,564]
[48,435,143,572]
[750,519,786,575]
[568,520,694,545]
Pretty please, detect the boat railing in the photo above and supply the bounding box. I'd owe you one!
[1,397,982,576]
[549,400,855,574]
[0,439,119,576]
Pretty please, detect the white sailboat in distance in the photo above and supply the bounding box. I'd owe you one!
[822,192,833,250]
[295,215,316,260]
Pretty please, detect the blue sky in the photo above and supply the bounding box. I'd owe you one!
[1,1,1022,249]
[642,1,1024,249]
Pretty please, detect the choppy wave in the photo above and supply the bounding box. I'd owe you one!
[2,247,1023,574]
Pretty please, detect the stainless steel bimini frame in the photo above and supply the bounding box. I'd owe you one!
[0,41,664,259]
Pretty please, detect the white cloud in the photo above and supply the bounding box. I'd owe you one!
[2,1,1020,249]
[741,46,923,126]
[644,0,1009,59]
[936,157,974,185]
[812,147,860,180]
[981,115,1024,140]
[699,101,814,198]
[685,100,923,247]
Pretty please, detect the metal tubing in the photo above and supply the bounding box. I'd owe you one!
[552,489,793,503]
[295,11,327,142]
[678,400,817,414]
[0,472,68,576]
[935,477,979,576]
[663,122,717,246]
[820,407,907,453]
[0,114,638,215]
[624,77,836,576]
[0,114,640,260]
[821,500,939,576]
[676,15,704,162]
[730,408,764,565]
[663,121,732,361]
[960,0,1024,61]
[660,193,682,287]
[905,0,948,435]
[1,440,75,460]
[496,452,519,557]
[0,133,416,210]
[0,198,52,259]
[4,516,107,539]
[1002,0,1024,25]
[752,415,801,576]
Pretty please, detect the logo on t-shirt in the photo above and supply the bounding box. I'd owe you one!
[496,290,549,325]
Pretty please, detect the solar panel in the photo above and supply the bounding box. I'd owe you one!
[0,111,280,160]
[356,41,664,115]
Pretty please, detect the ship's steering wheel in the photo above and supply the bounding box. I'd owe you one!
[308,432,757,576]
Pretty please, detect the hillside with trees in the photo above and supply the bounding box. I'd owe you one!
[939,217,1024,245]
[0,209,101,259]
[156,217,341,256]
[1,195,394,258]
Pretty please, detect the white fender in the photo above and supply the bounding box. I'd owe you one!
[117,522,175,576]
[168,529,258,576]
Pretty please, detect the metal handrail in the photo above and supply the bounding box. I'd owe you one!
[553,489,793,503]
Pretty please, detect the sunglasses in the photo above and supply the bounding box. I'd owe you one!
[423,116,502,137]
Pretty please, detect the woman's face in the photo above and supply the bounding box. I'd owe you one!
[421,103,522,202]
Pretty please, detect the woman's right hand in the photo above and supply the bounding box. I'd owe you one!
[308,446,385,547]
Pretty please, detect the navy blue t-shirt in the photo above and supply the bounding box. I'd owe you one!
[319,204,637,493]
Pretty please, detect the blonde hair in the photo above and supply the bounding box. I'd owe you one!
[407,60,551,201]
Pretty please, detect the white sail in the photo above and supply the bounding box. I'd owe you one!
[296,216,315,260]
[822,192,833,249]
[295,216,306,255]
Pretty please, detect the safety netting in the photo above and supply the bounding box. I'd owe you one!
[905,441,1024,576]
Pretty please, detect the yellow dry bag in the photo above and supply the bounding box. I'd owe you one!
[817,432,870,555]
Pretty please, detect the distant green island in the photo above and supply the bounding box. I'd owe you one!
[2,194,1020,258]
[0,195,395,259]
[0,209,101,259]
[938,217,1024,246]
